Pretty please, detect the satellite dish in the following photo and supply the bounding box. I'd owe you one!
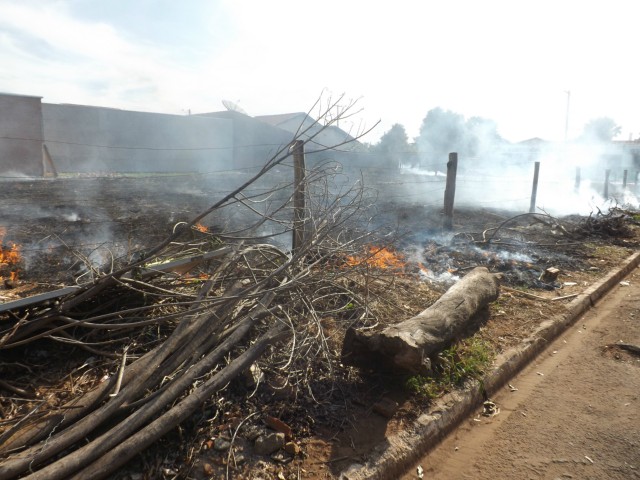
[222,99,248,115]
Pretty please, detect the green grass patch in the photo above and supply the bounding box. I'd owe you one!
[405,336,494,400]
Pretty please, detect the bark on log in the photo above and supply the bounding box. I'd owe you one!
[342,267,500,374]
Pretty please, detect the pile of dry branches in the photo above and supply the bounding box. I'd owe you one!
[577,207,635,238]
[0,97,391,479]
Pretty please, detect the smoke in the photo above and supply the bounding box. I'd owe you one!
[390,110,640,217]
[360,112,640,286]
[61,212,81,222]
[0,171,36,180]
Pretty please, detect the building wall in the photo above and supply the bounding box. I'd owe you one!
[42,104,233,173]
[0,93,44,177]
[199,111,295,169]
[1,95,362,177]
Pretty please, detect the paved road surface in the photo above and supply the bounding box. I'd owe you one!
[402,269,640,480]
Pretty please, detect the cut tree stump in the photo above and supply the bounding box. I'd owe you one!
[539,266,560,283]
[342,267,501,374]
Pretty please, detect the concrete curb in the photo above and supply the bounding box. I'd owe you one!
[340,251,640,480]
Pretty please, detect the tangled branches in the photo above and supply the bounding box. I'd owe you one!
[577,207,635,238]
[0,96,393,479]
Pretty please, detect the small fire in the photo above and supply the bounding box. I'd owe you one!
[0,243,20,265]
[182,272,209,282]
[0,228,22,282]
[345,246,407,272]
[193,223,208,233]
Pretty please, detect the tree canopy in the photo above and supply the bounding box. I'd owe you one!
[416,108,466,162]
[580,117,621,142]
[369,123,414,167]
[415,108,503,165]
[376,123,410,154]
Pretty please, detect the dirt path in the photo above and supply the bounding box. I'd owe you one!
[401,270,640,480]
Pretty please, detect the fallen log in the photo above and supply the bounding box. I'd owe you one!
[342,267,500,374]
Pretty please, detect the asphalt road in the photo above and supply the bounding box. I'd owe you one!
[402,268,640,480]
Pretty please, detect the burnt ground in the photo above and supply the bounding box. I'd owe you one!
[1,176,639,479]
[0,174,251,286]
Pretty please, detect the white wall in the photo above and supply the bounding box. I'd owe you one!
[42,104,233,173]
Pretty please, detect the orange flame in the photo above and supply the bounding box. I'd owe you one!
[0,243,20,265]
[345,246,406,272]
[194,223,208,233]
[0,228,21,282]
[182,272,209,281]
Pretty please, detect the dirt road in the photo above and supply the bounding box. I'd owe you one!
[401,269,640,480]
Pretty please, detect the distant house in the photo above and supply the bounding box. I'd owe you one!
[613,140,640,169]
[255,112,358,151]
[511,137,551,159]
[254,112,368,170]
[196,110,294,168]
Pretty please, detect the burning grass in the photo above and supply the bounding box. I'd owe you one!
[0,243,20,266]
[0,227,21,283]
[344,245,407,272]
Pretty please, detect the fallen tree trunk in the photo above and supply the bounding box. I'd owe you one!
[342,267,500,374]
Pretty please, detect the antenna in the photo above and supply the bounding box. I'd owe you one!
[222,99,248,115]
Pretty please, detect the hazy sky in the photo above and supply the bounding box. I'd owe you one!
[1,0,638,144]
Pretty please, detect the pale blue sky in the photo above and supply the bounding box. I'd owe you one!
[0,0,638,143]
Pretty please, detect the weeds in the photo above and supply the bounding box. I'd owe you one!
[405,336,494,399]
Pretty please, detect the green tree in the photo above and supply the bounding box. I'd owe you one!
[581,117,621,142]
[373,123,412,167]
[416,108,467,165]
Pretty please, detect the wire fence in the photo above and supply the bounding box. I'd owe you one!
[1,156,636,217]
[1,142,638,268]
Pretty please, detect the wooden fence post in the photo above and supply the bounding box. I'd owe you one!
[292,140,306,252]
[604,169,610,199]
[443,152,458,230]
[529,161,540,213]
